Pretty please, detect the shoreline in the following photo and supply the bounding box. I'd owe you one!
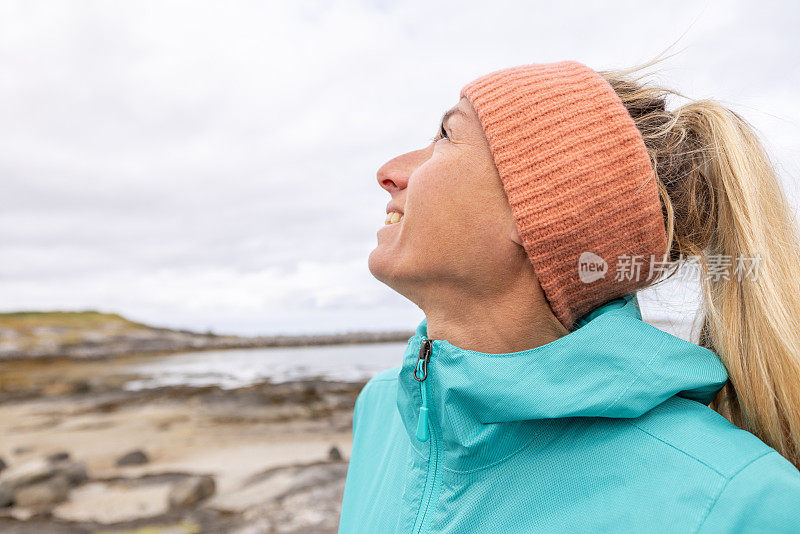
[0,331,413,363]
[0,309,413,362]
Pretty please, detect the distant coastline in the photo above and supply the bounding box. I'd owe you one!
[0,311,414,361]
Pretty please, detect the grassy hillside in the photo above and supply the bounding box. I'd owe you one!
[0,311,156,352]
[0,311,413,361]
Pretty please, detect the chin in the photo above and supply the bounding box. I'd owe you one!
[368,245,412,289]
[367,246,392,283]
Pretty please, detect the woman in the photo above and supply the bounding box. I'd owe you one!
[338,58,800,533]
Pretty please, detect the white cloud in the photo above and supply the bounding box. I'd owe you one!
[1,0,798,333]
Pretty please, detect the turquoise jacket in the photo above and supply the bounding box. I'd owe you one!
[339,294,800,533]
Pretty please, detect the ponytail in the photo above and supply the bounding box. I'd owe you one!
[599,56,800,469]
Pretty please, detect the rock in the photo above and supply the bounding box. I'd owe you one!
[46,451,70,464]
[228,462,348,532]
[8,505,37,520]
[0,483,13,507]
[168,475,216,508]
[0,457,88,506]
[328,446,343,462]
[0,458,54,490]
[0,457,6,473]
[58,461,88,486]
[72,380,91,394]
[116,449,149,466]
[14,473,70,508]
[53,480,173,524]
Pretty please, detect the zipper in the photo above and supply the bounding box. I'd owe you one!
[412,337,439,534]
[413,337,432,441]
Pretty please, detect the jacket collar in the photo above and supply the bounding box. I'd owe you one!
[396,293,729,471]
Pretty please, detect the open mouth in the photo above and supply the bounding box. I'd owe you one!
[384,211,404,225]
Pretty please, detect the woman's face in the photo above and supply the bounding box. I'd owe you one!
[368,96,529,304]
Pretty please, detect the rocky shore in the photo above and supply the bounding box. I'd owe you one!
[0,353,368,533]
[0,310,411,531]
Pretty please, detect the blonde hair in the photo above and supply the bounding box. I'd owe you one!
[598,51,800,469]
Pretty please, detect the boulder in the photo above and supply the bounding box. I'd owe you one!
[0,458,54,490]
[46,451,70,464]
[0,456,89,509]
[13,473,70,508]
[0,483,13,508]
[328,446,343,462]
[168,475,216,508]
[115,449,149,466]
[57,460,88,486]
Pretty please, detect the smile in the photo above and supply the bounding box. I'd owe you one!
[384,212,404,225]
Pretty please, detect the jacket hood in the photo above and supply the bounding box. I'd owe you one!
[396,293,729,471]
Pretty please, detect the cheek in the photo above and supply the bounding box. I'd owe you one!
[408,158,509,251]
[406,161,466,234]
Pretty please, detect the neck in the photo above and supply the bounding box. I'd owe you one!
[420,273,569,354]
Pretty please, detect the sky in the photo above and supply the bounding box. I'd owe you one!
[1,0,798,337]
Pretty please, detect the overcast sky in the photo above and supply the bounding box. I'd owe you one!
[1,0,798,336]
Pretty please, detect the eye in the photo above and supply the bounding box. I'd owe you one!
[431,121,449,143]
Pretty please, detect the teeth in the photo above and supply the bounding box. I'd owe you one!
[384,212,404,225]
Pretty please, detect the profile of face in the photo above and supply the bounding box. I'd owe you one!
[368,96,533,308]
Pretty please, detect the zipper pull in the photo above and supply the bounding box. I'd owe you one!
[414,339,432,442]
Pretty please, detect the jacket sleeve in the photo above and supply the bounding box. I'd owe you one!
[350,382,367,438]
[696,450,800,533]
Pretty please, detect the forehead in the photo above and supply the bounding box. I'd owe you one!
[458,96,475,115]
[453,97,489,147]
[456,96,477,118]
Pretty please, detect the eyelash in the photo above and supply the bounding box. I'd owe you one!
[431,122,449,143]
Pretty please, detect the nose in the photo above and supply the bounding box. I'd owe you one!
[376,145,433,193]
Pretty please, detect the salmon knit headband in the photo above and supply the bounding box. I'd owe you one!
[460,61,668,331]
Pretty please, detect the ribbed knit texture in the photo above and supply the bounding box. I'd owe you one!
[459,61,668,331]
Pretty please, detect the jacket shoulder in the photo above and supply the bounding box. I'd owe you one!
[625,396,800,532]
[364,365,401,388]
[353,366,401,421]
[696,450,800,533]
[628,395,788,478]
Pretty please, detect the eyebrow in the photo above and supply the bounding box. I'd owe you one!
[440,107,468,128]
